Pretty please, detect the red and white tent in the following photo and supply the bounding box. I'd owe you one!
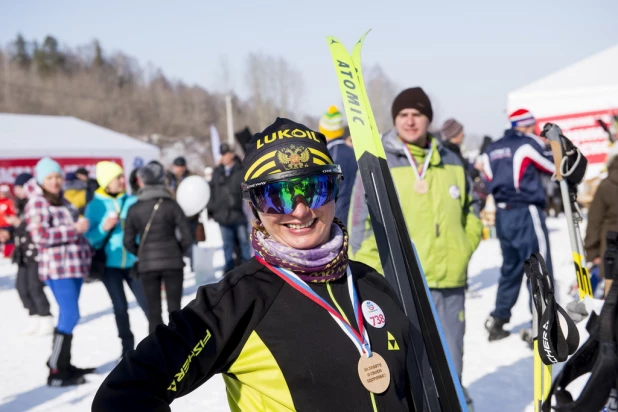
[508,44,618,179]
[0,114,160,187]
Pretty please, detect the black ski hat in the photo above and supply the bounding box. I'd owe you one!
[173,156,187,167]
[391,87,433,123]
[14,173,33,187]
[220,143,233,155]
[242,117,334,182]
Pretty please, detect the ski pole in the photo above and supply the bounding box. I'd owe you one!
[530,271,552,412]
[543,124,593,299]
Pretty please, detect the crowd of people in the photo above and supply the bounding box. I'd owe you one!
[3,83,613,411]
[1,155,207,386]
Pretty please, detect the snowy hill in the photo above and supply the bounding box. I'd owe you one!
[0,218,585,411]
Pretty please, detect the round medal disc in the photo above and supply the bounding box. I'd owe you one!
[357,352,391,394]
[414,179,429,194]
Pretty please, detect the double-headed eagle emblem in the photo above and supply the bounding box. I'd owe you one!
[277,145,311,170]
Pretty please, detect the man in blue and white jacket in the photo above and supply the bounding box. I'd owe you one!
[482,109,556,341]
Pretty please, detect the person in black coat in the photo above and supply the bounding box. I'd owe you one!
[206,143,252,272]
[124,161,193,333]
[11,173,53,335]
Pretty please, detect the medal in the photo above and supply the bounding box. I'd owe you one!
[400,138,434,196]
[255,255,391,394]
[414,180,429,194]
[358,352,391,394]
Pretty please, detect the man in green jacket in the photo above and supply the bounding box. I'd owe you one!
[349,87,483,396]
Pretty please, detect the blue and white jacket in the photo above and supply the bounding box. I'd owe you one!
[482,129,555,208]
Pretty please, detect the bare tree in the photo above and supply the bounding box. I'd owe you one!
[364,64,398,134]
[245,52,306,130]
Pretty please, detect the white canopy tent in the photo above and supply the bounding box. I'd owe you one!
[508,44,618,178]
[0,113,160,185]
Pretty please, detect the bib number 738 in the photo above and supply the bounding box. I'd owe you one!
[361,300,386,329]
[370,314,386,326]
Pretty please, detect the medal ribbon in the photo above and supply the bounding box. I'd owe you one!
[255,254,372,357]
[400,138,434,181]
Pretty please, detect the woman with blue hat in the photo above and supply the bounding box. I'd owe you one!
[25,157,95,387]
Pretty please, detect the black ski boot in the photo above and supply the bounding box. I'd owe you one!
[485,316,510,341]
[69,365,96,376]
[47,330,92,387]
[520,328,534,350]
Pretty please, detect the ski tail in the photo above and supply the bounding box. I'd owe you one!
[327,33,467,411]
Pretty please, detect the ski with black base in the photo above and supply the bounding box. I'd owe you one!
[326,31,467,412]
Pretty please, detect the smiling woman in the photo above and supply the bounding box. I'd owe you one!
[92,118,414,412]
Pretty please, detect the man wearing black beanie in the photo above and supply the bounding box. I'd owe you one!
[349,86,482,409]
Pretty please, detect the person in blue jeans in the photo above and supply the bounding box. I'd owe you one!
[85,161,147,357]
[25,158,95,387]
[207,143,252,272]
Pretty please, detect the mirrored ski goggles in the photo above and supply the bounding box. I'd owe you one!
[242,165,341,215]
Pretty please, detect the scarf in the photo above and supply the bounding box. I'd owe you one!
[137,185,173,201]
[252,218,349,283]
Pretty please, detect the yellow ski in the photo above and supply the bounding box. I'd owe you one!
[326,33,467,412]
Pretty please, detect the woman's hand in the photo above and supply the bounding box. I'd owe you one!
[5,215,20,227]
[102,216,119,232]
[75,218,90,234]
[0,230,10,243]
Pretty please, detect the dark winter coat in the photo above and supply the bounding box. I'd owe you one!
[12,197,36,265]
[124,185,193,274]
[206,160,247,226]
[585,161,618,277]
[92,259,412,411]
[166,170,190,194]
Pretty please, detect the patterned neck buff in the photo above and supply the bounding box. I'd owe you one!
[251,218,349,283]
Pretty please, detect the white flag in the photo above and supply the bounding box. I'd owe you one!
[210,124,221,164]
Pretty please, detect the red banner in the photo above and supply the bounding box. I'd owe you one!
[536,108,618,164]
[0,157,123,187]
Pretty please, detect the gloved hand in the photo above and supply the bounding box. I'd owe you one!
[566,300,588,323]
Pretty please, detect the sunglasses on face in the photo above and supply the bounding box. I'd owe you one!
[244,173,340,215]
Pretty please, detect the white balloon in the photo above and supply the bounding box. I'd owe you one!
[176,175,210,217]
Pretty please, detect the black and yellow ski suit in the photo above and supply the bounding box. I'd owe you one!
[92,258,412,411]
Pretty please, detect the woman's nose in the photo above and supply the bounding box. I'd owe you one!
[289,196,311,217]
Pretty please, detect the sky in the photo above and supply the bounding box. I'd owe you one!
[2,0,617,141]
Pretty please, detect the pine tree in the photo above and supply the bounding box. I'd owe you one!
[93,39,104,67]
[12,34,31,69]
[33,35,65,75]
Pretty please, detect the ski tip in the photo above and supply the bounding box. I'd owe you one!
[357,29,372,43]
[326,36,341,45]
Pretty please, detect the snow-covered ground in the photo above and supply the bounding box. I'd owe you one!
[0,217,589,411]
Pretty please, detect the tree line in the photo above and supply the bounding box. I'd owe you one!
[0,34,400,165]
